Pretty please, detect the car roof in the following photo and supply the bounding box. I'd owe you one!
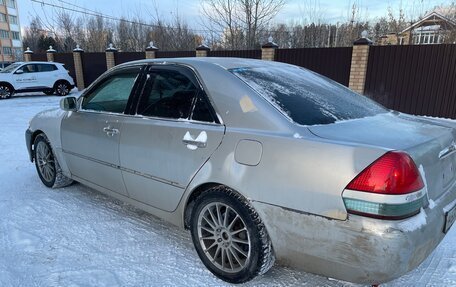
[115,57,289,71]
[15,61,63,65]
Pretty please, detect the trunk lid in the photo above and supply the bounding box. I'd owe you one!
[308,112,456,200]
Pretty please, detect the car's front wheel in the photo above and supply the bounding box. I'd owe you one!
[190,186,275,283]
[34,133,73,188]
[0,84,13,99]
[55,81,71,96]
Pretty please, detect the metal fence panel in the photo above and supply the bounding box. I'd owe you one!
[209,50,261,59]
[115,52,145,65]
[364,45,456,119]
[31,53,47,62]
[275,47,353,86]
[156,51,195,58]
[54,53,77,86]
[82,52,107,87]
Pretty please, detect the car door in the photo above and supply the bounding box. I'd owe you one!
[36,63,58,88]
[119,65,225,212]
[13,64,38,89]
[61,66,143,196]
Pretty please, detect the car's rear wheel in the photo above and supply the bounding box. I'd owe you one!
[190,186,275,283]
[0,84,13,99]
[55,81,70,96]
[34,133,73,188]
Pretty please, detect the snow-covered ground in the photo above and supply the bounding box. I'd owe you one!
[0,94,455,287]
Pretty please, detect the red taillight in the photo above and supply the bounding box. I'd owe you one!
[346,151,424,195]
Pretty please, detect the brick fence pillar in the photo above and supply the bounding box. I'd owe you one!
[145,41,158,59]
[261,36,278,61]
[196,44,210,57]
[349,36,372,94]
[24,47,33,62]
[73,45,85,91]
[106,43,117,70]
[46,46,56,62]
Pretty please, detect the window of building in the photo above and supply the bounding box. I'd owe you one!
[0,29,9,38]
[415,32,442,44]
[0,13,6,22]
[11,31,19,40]
[8,15,17,24]
[3,47,12,55]
[6,0,16,8]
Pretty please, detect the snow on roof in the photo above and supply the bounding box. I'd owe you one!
[413,24,442,32]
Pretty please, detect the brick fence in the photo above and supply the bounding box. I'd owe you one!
[27,39,359,90]
[26,39,456,119]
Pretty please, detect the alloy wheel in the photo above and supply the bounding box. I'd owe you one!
[56,83,69,96]
[35,141,55,183]
[197,202,251,273]
[0,86,11,99]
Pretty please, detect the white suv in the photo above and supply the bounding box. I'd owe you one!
[0,61,75,99]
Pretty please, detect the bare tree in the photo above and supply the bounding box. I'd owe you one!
[387,3,407,45]
[22,17,44,51]
[200,0,285,49]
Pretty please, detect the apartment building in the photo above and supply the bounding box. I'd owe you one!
[0,0,21,64]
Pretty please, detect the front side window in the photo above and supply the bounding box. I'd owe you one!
[20,64,37,73]
[137,69,197,119]
[230,65,386,126]
[82,69,139,113]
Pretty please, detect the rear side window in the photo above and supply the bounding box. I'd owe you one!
[230,65,386,126]
[37,64,57,72]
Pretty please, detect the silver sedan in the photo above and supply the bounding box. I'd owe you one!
[25,58,456,285]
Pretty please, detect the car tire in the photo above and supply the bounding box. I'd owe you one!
[0,83,13,99]
[54,81,71,96]
[34,133,73,188]
[190,186,275,284]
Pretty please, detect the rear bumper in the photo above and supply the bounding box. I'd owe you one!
[25,128,33,162]
[252,189,456,284]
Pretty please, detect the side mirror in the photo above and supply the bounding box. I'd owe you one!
[60,97,78,111]
[15,69,23,74]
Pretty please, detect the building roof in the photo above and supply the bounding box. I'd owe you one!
[401,11,456,33]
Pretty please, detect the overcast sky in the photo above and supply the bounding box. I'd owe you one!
[17,0,450,29]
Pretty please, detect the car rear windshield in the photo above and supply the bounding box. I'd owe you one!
[230,65,387,126]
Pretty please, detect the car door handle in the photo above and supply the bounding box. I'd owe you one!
[182,131,207,149]
[103,126,119,136]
